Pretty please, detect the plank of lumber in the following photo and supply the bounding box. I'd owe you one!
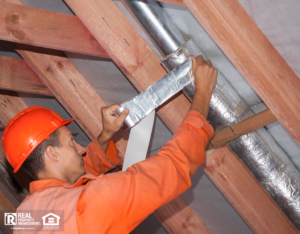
[0,189,15,233]
[202,146,299,234]
[0,90,27,124]
[0,90,32,197]
[63,0,209,233]
[157,0,185,7]
[0,121,4,129]
[207,109,277,150]
[0,1,109,58]
[154,198,210,233]
[183,0,300,147]
[0,56,53,96]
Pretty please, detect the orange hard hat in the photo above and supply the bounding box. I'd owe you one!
[1,106,75,173]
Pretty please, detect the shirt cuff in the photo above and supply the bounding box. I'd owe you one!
[181,110,214,142]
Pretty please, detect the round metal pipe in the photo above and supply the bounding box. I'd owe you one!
[124,0,185,55]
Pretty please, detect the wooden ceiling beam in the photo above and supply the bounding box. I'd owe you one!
[63,0,210,233]
[0,91,32,221]
[0,56,53,96]
[202,146,298,234]
[183,0,300,147]
[0,121,4,129]
[207,109,277,150]
[0,1,109,58]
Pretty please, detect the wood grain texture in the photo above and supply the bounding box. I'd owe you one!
[202,146,299,234]
[0,90,32,196]
[183,0,300,147]
[154,198,210,234]
[0,1,109,58]
[0,56,53,96]
[0,90,27,125]
[157,0,185,7]
[0,189,15,234]
[63,0,207,233]
[207,109,277,150]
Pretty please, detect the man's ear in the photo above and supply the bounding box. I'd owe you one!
[45,145,59,162]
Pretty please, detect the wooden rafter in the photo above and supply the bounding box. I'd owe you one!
[0,56,53,96]
[183,0,300,147]
[202,146,298,234]
[207,109,277,150]
[63,0,299,233]
[0,189,15,233]
[0,90,33,196]
[63,0,210,233]
[0,1,109,58]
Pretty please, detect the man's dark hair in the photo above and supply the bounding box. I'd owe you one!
[21,129,61,180]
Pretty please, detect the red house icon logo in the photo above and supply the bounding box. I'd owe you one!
[42,213,60,226]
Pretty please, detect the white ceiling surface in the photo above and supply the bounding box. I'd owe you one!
[0,0,298,233]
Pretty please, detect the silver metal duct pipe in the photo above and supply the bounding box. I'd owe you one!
[123,0,300,229]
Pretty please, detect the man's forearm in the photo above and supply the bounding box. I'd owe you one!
[97,131,112,152]
[190,91,212,119]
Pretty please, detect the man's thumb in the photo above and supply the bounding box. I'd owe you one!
[117,109,129,124]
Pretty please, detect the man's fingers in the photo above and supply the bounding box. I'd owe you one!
[116,109,129,125]
[103,104,121,115]
[206,60,212,66]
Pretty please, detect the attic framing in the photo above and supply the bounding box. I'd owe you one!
[0,0,299,233]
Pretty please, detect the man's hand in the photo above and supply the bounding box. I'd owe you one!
[190,55,218,118]
[98,104,129,152]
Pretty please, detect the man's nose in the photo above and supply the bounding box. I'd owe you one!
[74,142,86,155]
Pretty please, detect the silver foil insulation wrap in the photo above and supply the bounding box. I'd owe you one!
[116,57,193,130]
[122,0,300,229]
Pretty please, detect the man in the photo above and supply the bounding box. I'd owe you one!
[2,55,217,233]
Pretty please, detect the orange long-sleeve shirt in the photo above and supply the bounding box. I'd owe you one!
[17,110,214,234]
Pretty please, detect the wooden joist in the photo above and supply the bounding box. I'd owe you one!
[0,1,109,58]
[0,189,15,234]
[202,146,298,234]
[63,0,208,233]
[0,56,53,96]
[207,109,278,150]
[0,121,4,129]
[0,90,32,196]
[183,0,300,147]
[0,90,27,124]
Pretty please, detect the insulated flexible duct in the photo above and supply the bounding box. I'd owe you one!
[122,0,300,229]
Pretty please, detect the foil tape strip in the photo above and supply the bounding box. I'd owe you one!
[116,56,193,130]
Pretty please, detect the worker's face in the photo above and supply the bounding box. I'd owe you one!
[56,126,86,183]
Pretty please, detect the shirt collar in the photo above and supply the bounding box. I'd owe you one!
[29,173,97,194]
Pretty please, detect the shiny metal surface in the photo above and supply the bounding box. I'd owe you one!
[116,57,193,130]
[122,0,300,229]
[124,0,185,55]
[228,133,300,229]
